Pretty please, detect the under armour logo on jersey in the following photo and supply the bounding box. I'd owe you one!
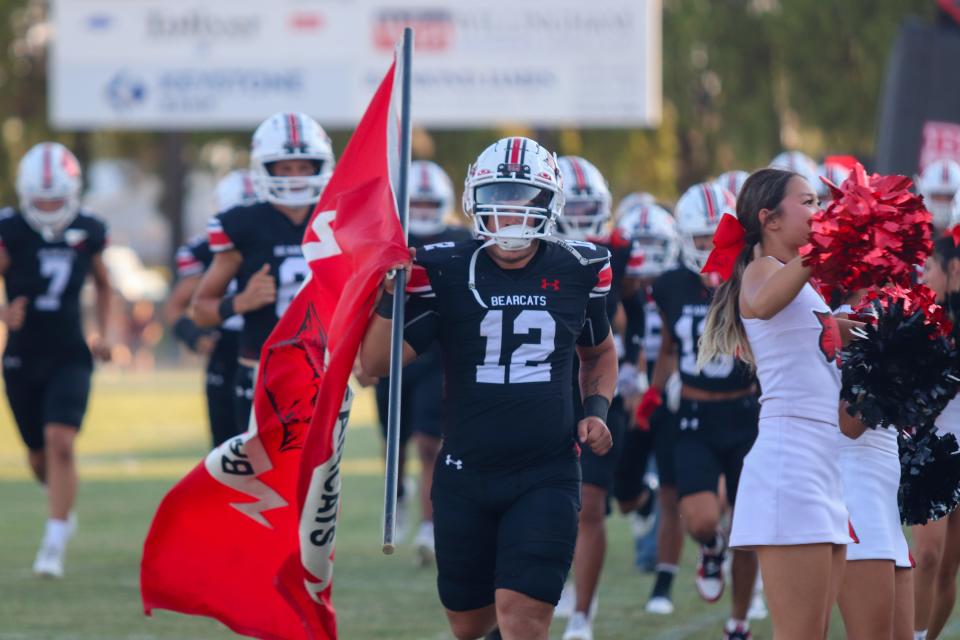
[680,417,700,431]
[444,454,463,470]
[541,278,560,291]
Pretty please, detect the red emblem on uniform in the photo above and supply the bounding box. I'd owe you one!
[541,278,560,291]
[813,310,842,366]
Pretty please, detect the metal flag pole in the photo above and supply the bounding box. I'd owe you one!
[383,26,413,555]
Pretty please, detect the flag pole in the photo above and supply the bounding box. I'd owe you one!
[383,26,413,555]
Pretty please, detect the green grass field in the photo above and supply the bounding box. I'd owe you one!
[0,369,958,639]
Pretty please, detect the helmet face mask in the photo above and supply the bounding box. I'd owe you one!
[250,112,335,208]
[17,142,83,241]
[463,137,564,251]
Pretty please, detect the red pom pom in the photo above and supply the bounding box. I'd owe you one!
[801,163,933,300]
[853,284,953,338]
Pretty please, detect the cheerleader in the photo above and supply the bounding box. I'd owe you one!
[913,235,960,640]
[832,294,914,640]
[698,168,856,639]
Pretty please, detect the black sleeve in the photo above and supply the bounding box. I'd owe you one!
[403,293,440,354]
[622,291,646,362]
[577,296,611,347]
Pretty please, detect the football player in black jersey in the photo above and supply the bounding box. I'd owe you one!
[649,182,759,640]
[361,160,473,563]
[361,137,617,640]
[552,155,640,640]
[0,142,113,578]
[165,170,257,446]
[192,112,335,432]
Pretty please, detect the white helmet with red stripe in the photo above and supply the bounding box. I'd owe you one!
[555,155,611,240]
[408,160,454,236]
[714,170,749,198]
[250,111,335,207]
[616,201,679,278]
[463,136,564,251]
[770,151,819,190]
[917,159,960,229]
[675,182,736,273]
[215,170,260,213]
[816,162,852,203]
[16,142,83,241]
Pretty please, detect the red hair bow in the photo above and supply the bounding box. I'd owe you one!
[701,213,745,281]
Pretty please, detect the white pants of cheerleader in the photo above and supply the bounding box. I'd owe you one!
[839,433,912,567]
[731,416,852,548]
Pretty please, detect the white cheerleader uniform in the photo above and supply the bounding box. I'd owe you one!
[833,305,911,566]
[936,396,960,438]
[730,274,852,547]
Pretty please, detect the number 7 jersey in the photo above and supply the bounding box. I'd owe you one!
[0,208,108,360]
[403,238,612,469]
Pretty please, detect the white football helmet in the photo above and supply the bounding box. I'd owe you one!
[463,137,564,251]
[616,202,679,278]
[16,142,83,241]
[951,188,960,229]
[816,162,852,204]
[250,111,335,207]
[917,159,960,230]
[215,170,260,213]
[770,151,819,190]
[555,156,612,240]
[675,182,736,273]
[615,192,659,222]
[408,160,454,237]
[714,170,749,198]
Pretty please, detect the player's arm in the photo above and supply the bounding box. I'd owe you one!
[166,275,217,354]
[191,251,243,327]
[89,252,113,361]
[0,245,26,330]
[575,291,617,455]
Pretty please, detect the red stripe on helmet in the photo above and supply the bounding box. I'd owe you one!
[42,144,53,189]
[943,160,951,185]
[510,137,522,165]
[702,185,717,223]
[420,162,431,193]
[287,113,301,148]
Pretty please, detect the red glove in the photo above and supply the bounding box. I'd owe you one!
[634,387,663,431]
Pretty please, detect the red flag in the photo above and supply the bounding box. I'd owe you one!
[141,57,409,640]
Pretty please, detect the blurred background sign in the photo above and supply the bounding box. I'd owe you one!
[49,0,662,130]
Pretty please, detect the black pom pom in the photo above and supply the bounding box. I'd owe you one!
[899,428,960,525]
[841,298,960,431]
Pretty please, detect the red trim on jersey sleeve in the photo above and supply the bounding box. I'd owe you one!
[590,261,613,297]
[405,264,433,295]
[207,218,234,252]
[176,247,204,278]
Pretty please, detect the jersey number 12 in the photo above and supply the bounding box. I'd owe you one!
[477,310,555,384]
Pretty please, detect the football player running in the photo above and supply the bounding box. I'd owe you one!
[361,137,617,640]
[0,142,113,578]
[165,170,257,447]
[192,112,334,432]
[368,160,472,562]
[649,183,760,639]
[552,155,633,640]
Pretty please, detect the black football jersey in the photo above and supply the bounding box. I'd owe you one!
[208,202,309,360]
[0,208,108,359]
[652,266,753,392]
[403,238,612,469]
[175,236,242,332]
[589,229,632,322]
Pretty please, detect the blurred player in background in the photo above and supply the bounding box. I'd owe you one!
[553,155,634,640]
[192,112,335,431]
[815,161,851,208]
[364,160,472,561]
[916,158,960,233]
[715,171,750,200]
[164,170,258,446]
[0,142,113,578]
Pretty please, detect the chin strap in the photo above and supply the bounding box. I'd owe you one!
[467,239,495,309]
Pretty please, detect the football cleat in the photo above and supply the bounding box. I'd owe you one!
[645,595,674,615]
[695,532,728,603]
[562,612,593,640]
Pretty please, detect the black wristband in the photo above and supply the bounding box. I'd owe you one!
[375,291,394,319]
[218,295,236,322]
[173,316,205,351]
[583,395,610,422]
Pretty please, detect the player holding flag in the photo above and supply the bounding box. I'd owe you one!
[361,137,618,640]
